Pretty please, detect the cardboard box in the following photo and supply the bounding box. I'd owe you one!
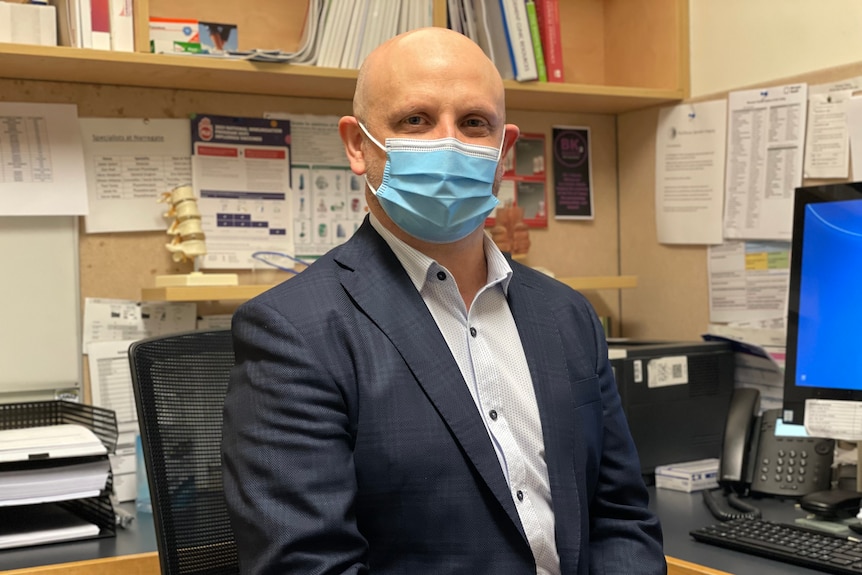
[655,458,720,493]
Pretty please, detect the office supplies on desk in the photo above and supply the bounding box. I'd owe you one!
[691,517,862,574]
[0,458,110,506]
[0,401,119,549]
[0,504,100,550]
[0,424,106,463]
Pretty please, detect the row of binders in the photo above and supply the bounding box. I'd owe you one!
[449,0,564,83]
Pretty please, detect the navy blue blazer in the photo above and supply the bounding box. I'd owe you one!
[222,218,665,574]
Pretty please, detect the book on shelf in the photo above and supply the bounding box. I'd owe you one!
[535,0,564,82]
[473,0,514,80]
[108,0,133,52]
[498,0,538,82]
[525,0,547,82]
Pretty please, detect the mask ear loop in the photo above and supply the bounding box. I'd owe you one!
[358,122,386,152]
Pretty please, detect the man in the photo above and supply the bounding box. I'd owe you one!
[223,26,665,575]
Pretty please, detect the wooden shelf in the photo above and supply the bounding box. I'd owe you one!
[557,275,638,291]
[141,284,276,302]
[0,44,682,114]
[142,276,636,302]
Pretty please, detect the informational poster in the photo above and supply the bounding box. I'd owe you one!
[655,100,727,245]
[80,118,191,233]
[486,133,548,228]
[551,126,593,220]
[265,113,366,258]
[191,114,293,269]
[723,83,807,241]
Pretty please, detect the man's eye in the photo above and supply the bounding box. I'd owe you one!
[405,117,423,126]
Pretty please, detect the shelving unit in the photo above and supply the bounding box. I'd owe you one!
[0,0,688,115]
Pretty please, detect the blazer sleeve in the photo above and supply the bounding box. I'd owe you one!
[222,299,368,575]
[585,309,667,574]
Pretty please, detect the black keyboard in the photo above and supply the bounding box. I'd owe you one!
[691,517,862,573]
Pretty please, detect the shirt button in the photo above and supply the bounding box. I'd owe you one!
[516,490,524,501]
[489,409,498,420]
[469,327,477,337]
[436,271,446,281]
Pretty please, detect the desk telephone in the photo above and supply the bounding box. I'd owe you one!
[703,387,835,521]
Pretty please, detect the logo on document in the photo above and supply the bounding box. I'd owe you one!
[198,117,214,141]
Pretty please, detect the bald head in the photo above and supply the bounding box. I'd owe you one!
[353,27,505,124]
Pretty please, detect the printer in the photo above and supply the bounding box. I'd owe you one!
[608,340,735,480]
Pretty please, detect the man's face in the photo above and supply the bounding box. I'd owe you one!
[360,42,507,194]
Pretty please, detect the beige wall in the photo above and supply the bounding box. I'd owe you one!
[689,0,862,97]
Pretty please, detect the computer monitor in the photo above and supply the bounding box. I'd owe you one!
[782,183,862,428]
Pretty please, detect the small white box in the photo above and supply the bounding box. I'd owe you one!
[655,458,720,493]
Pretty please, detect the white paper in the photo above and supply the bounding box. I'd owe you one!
[804,399,862,441]
[197,314,233,330]
[845,94,862,181]
[111,431,137,502]
[655,100,727,244]
[191,115,294,269]
[707,240,791,323]
[0,102,88,215]
[724,84,807,241]
[265,113,367,258]
[87,339,139,431]
[803,91,851,179]
[82,298,196,354]
[80,118,192,233]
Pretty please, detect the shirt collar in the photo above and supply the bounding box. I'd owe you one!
[369,214,513,294]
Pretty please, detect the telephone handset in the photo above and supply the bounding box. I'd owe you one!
[703,387,835,521]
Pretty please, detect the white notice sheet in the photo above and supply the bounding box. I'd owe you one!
[655,100,727,244]
[0,102,88,215]
[191,114,293,269]
[724,84,807,241]
[707,240,791,324]
[803,78,862,179]
[80,118,192,233]
[82,298,196,354]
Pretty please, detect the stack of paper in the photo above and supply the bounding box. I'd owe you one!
[0,504,100,549]
[0,424,106,463]
[0,459,110,506]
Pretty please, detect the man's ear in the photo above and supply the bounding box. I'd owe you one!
[502,123,520,157]
[339,116,367,175]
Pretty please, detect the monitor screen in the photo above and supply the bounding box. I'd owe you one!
[782,183,862,425]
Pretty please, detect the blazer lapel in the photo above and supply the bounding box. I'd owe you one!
[506,269,583,553]
[334,222,527,542]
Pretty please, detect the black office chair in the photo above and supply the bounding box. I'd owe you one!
[129,329,238,575]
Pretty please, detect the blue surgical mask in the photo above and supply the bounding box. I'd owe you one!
[359,123,503,243]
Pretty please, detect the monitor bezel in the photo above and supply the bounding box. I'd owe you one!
[782,183,862,424]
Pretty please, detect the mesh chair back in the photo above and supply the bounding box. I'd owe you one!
[129,329,238,575]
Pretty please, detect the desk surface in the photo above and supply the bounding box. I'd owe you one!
[652,485,839,574]
[0,490,841,575]
[0,504,158,574]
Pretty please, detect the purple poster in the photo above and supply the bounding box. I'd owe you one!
[552,126,593,219]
